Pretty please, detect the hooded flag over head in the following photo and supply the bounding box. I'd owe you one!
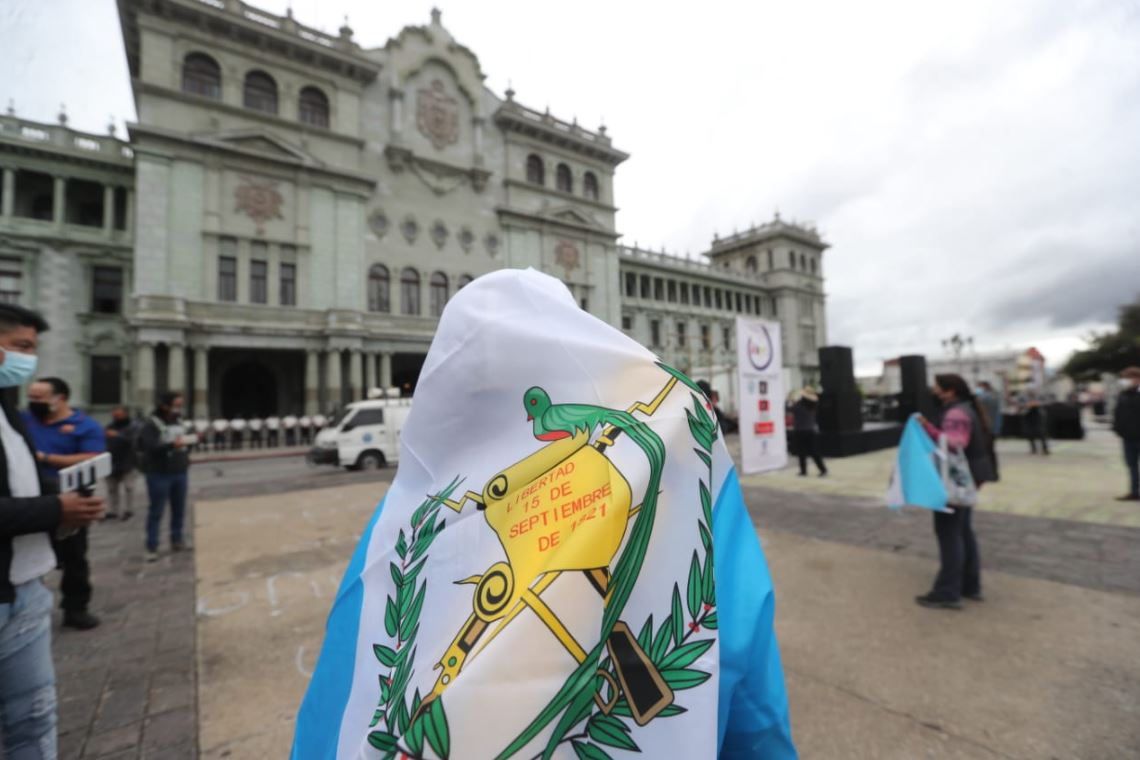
[293,268,796,760]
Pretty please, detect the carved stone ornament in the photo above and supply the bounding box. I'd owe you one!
[484,233,501,257]
[458,227,475,253]
[430,219,449,249]
[416,79,459,151]
[234,175,283,235]
[368,209,389,238]
[401,215,420,244]
[555,239,581,274]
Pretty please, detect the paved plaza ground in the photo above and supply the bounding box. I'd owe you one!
[48,424,1140,758]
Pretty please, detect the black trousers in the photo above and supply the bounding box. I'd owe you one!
[51,527,92,612]
[791,430,827,475]
[931,507,980,600]
[1027,433,1049,454]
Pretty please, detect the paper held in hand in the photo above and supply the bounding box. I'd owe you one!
[58,452,112,494]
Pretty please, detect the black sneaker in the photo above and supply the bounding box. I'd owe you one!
[62,610,101,630]
[914,594,962,610]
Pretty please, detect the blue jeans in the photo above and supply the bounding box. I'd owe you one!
[1125,439,1140,497]
[145,471,189,551]
[0,579,57,759]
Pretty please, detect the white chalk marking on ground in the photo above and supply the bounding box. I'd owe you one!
[197,590,250,618]
[295,644,313,678]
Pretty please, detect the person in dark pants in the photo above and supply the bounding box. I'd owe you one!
[1113,366,1140,502]
[104,405,140,520]
[137,392,191,563]
[23,377,106,631]
[1020,394,1049,455]
[915,373,996,610]
[789,388,827,477]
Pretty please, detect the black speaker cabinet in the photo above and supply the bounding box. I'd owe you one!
[897,355,936,420]
[819,390,863,433]
[818,346,856,394]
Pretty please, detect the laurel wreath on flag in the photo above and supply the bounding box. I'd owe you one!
[367,477,462,760]
[539,388,719,760]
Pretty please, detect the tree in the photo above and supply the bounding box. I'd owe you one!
[1063,296,1140,380]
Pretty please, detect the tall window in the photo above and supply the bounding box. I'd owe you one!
[250,259,268,304]
[243,70,278,114]
[789,250,796,269]
[654,278,664,301]
[401,267,420,315]
[676,321,687,348]
[811,257,817,275]
[526,155,544,185]
[703,286,711,308]
[92,266,124,314]
[767,249,774,270]
[800,253,807,270]
[680,282,689,304]
[368,264,390,313]
[650,319,661,348]
[583,172,599,201]
[429,271,449,317]
[89,356,122,405]
[298,86,330,128]
[280,263,296,306]
[701,324,711,350]
[714,290,723,310]
[556,163,573,193]
[746,255,757,273]
[667,280,677,303]
[458,274,474,290]
[735,292,742,312]
[723,326,731,350]
[182,53,221,99]
[218,253,237,302]
[0,259,21,304]
[639,275,650,299]
[624,272,636,297]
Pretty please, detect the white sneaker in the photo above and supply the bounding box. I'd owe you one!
[145,550,159,563]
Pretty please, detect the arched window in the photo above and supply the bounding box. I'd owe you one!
[429,272,449,317]
[810,257,817,274]
[367,264,390,313]
[400,267,420,315]
[298,86,330,128]
[182,53,221,99]
[556,163,573,193]
[458,274,474,290]
[583,171,599,201]
[243,70,278,114]
[526,154,544,185]
[745,255,758,273]
[800,253,807,271]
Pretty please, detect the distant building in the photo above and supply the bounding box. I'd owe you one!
[0,0,829,417]
[860,347,1047,398]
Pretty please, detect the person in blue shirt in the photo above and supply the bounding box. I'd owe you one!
[23,377,106,630]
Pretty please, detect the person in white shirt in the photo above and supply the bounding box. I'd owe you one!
[265,416,281,448]
[0,304,104,758]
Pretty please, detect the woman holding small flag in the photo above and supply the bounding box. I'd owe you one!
[915,373,996,610]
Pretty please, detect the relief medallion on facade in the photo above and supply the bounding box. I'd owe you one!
[555,239,581,274]
[458,227,475,253]
[484,233,501,257]
[430,219,449,249]
[416,79,459,151]
[368,209,390,238]
[234,175,283,235]
[401,215,420,244]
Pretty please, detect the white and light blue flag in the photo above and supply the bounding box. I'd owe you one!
[293,268,796,759]
[885,415,949,512]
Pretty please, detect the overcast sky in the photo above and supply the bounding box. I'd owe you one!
[3,0,1138,373]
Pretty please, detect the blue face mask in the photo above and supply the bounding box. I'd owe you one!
[0,349,38,389]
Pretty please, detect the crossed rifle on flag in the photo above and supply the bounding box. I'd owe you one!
[412,377,680,730]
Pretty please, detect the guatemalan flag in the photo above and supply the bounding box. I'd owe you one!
[885,415,949,512]
[292,269,797,759]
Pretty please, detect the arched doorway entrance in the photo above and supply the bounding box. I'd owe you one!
[220,360,278,419]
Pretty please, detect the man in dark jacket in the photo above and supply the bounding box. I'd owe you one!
[0,304,104,757]
[137,392,191,562]
[1113,366,1140,502]
[104,406,140,520]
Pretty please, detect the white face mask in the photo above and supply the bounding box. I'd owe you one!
[1121,378,1139,390]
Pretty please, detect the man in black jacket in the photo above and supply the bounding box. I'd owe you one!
[1114,366,1140,502]
[0,303,104,757]
[137,392,191,562]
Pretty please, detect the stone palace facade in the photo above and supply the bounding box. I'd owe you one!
[0,0,827,418]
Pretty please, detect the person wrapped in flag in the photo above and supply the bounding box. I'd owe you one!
[292,268,796,759]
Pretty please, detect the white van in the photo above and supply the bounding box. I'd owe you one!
[308,395,412,470]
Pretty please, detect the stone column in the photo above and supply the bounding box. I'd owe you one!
[0,168,13,218]
[193,347,209,418]
[363,352,375,396]
[167,344,186,397]
[326,350,342,411]
[136,343,155,413]
[53,175,66,227]
[102,184,115,234]
[304,350,319,415]
[348,350,362,402]
[380,352,392,390]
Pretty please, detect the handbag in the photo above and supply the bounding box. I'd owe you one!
[935,434,978,508]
